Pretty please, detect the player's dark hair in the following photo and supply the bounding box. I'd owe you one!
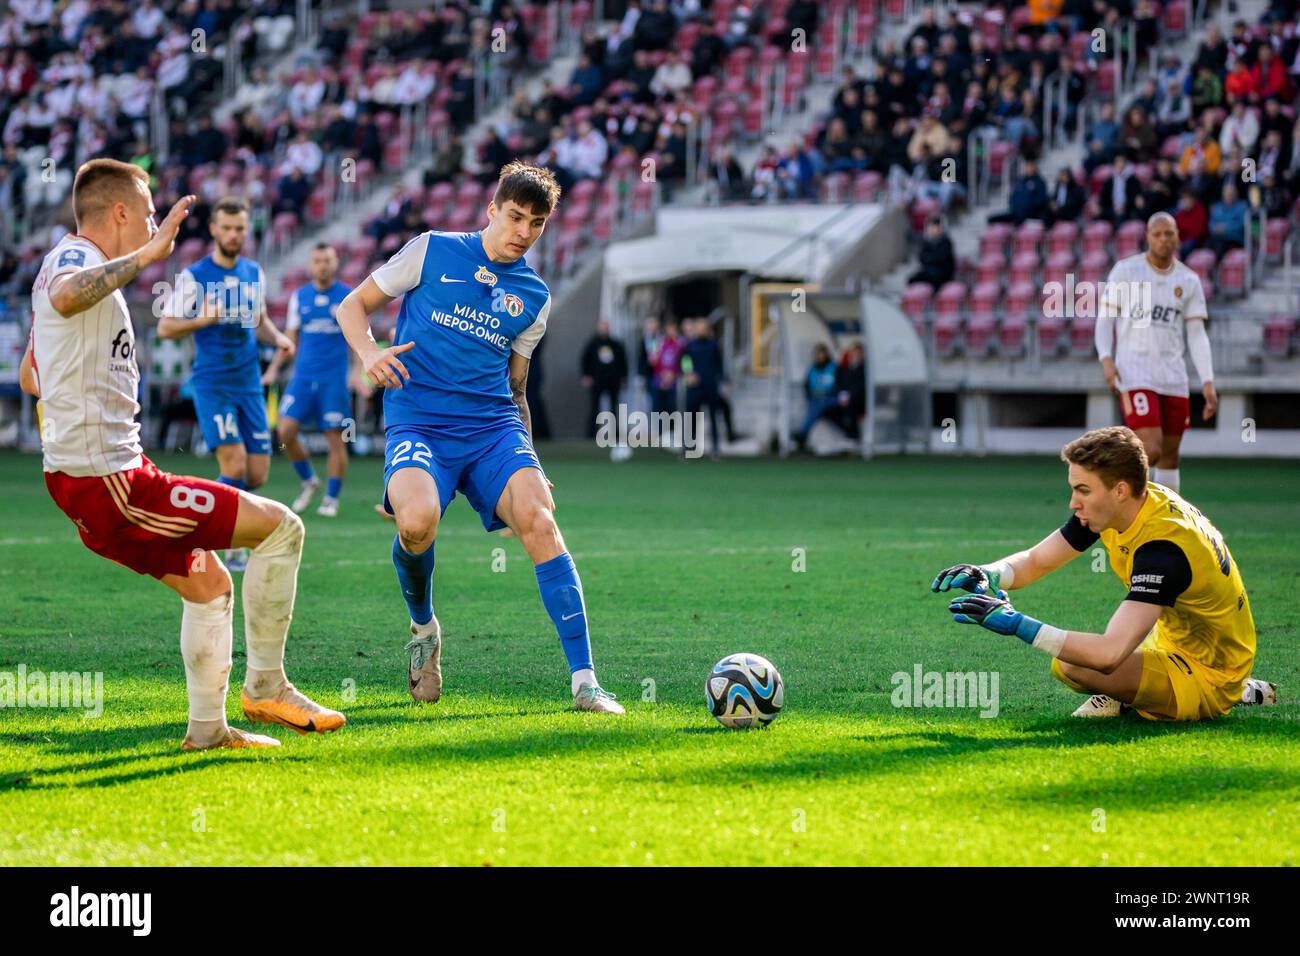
[213,196,249,218]
[71,158,149,227]
[1061,427,1148,498]
[313,242,335,252]
[493,161,560,217]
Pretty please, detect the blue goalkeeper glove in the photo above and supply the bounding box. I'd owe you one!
[947,590,1044,644]
[931,563,1004,595]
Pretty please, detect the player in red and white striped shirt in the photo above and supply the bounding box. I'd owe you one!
[20,158,344,750]
[1095,212,1218,493]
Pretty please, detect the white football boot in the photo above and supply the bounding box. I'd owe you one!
[1071,694,1129,717]
[405,617,443,703]
[573,683,625,714]
[1237,678,1278,706]
[291,476,321,513]
[316,496,339,517]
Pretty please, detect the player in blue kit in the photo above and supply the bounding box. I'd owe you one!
[159,196,293,568]
[262,242,356,517]
[335,162,624,714]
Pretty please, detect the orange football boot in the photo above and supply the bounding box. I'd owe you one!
[242,681,346,735]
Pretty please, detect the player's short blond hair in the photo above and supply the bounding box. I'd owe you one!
[1061,426,1148,497]
[72,159,149,228]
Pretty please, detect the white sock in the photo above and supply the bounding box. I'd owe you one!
[242,511,304,697]
[410,615,441,640]
[181,592,234,725]
[1154,467,1180,492]
[571,668,597,695]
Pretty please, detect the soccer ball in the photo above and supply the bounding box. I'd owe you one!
[706,653,784,728]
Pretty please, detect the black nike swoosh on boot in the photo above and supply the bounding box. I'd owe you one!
[276,716,317,732]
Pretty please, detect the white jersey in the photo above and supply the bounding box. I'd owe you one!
[31,234,144,476]
[1100,253,1209,397]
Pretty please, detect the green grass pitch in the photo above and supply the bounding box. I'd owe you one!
[1,447,1297,866]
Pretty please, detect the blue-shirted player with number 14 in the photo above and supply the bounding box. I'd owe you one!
[335,161,623,714]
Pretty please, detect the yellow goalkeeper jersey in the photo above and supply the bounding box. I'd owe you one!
[1095,483,1256,686]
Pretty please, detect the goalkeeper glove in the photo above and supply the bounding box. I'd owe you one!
[931,562,1007,595]
[947,590,1043,644]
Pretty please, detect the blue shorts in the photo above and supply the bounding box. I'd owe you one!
[382,421,541,532]
[194,388,272,455]
[281,374,351,431]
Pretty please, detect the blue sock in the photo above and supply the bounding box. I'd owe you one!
[535,552,594,675]
[392,534,435,626]
[326,476,342,499]
[218,475,247,490]
[292,459,315,482]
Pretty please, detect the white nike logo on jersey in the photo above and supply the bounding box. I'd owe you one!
[440,274,465,283]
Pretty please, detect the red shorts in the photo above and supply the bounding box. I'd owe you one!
[44,456,241,579]
[1121,389,1190,437]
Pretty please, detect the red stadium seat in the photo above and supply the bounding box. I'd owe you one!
[1012,220,1045,257]
[976,252,1006,287]
[1047,220,1078,257]
[1044,250,1074,287]
[1095,61,1116,96]
[1217,249,1247,297]
[1266,218,1291,263]
[1010,251,1040,287]
[1038,316,1067,355]
[852,171,882,202]
[933,316,962,357]
[979,222,1013,258]
[988,140,1016,181]
[935,281,967,318]
[1082,220,1113,257]
[1164,0,1188,35]
[910,197,941,233]
[1079,250,1110,287]
[1069,317,1096,356]
[901,283,933,323]
[998,317,1028,356]
[1263,314,1297,357]
[1185,248,1217,285]
[964,315,996,356]
[1115,220,1146,259]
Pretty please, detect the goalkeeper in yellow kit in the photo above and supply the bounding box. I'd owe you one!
[931,426,1276,720]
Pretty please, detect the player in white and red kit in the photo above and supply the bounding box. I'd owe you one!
[19,158,345,750]
[1095,212,1218,493]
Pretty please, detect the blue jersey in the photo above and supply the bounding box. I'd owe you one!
[371,231,551,438]
[287,280,352,380]
[169,254,267,394]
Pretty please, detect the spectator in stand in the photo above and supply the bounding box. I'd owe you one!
[1179,124,1222,177]
[1208,182,1248,257]
[1225,58,1259,102]
[1047,167,1087,225]
[1249,168,1290,218]
[1143,156,1184,214]
[834,343,866,440]
[682,317,730,459]
[634,0,677,52]
[626,49,657,104]
[283,127,323,178]
[822,117,861,173]
[988,158,1049,224]
[750,144,780,202]
[637,315,662,408]
[1220,99,1261,157]
[651,319,684,415]
[183,114,227,167]
[1253,44,1293,102]
[1120,105,1158,162]
[569,119,608,181]
[424,133,464,187]
[569,53,605,107]
[795,344,840,451]
[1191,64,1226,115]
[1195,22,1229,75]
[354,110,383,169]
[1099,153,1142,224]
[580,319,628,440]
[907,215,955,291]
[1260,97,1293,166]
[856,110,889,173]
[273,164,311,217]
[1257,128,1285,182]
[1175,188,1208,258]
[651,50,692,99]
[778,141,821,200]
[907,111,949,165]
[690,20,726,80]
[1051,53,1087,135]
[1083,100,1120,174]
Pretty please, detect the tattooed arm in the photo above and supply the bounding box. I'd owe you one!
[508,350,532,442]
[48,194,195,319]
